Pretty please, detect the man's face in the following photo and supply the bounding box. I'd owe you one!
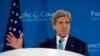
[53,16,70,37]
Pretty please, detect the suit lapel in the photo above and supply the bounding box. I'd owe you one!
[50,35,76,50]
[52,35,75,50]
[50,37,57,49]
[65,35,75,51]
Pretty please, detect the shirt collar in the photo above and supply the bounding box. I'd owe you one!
[57,35,69,40]
[57,34,69,44]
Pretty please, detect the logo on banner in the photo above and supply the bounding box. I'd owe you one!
[88,42,100,53]
[91,10,100,21]
[21,11,54,22]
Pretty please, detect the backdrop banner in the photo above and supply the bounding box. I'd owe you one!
[0,0,100,56]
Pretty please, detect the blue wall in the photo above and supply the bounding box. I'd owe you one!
[0,0,100,56]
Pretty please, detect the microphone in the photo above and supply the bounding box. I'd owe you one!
[59,39,61,43]
[58,38,64,50]
[59,38,64,43]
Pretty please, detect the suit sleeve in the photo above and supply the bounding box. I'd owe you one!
[82,43,88,56]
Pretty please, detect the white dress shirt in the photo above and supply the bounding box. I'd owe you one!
[57,35,69,50]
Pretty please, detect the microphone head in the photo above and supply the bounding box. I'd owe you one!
[59,38,64,43]
[59,39,61,43]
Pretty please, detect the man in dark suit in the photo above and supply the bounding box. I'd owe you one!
[40,35,88,56]
[39,10,88,56]
[6,10,88,56]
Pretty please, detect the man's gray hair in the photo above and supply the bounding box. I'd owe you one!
[52,10,72,25]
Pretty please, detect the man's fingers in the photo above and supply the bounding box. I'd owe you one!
[6,38,12,43]
[6,43,11,46]
[6,43,14,48]
[9,32,15,38]
[9,32,17,40]
[7,35,13,41]
[19,33,23,39]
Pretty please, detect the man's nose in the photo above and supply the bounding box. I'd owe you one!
[63,23,67,28]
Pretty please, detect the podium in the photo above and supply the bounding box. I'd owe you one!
[0,48,84,56]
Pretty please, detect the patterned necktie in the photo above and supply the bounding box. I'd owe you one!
[58,38,65,50]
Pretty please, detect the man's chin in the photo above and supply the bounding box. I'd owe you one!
[60,35,67,37]
[62,33,69,37]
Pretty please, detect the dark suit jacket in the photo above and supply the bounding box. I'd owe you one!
[40,35,88,56]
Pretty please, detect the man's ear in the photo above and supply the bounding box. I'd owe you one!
[53,24,56,30]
